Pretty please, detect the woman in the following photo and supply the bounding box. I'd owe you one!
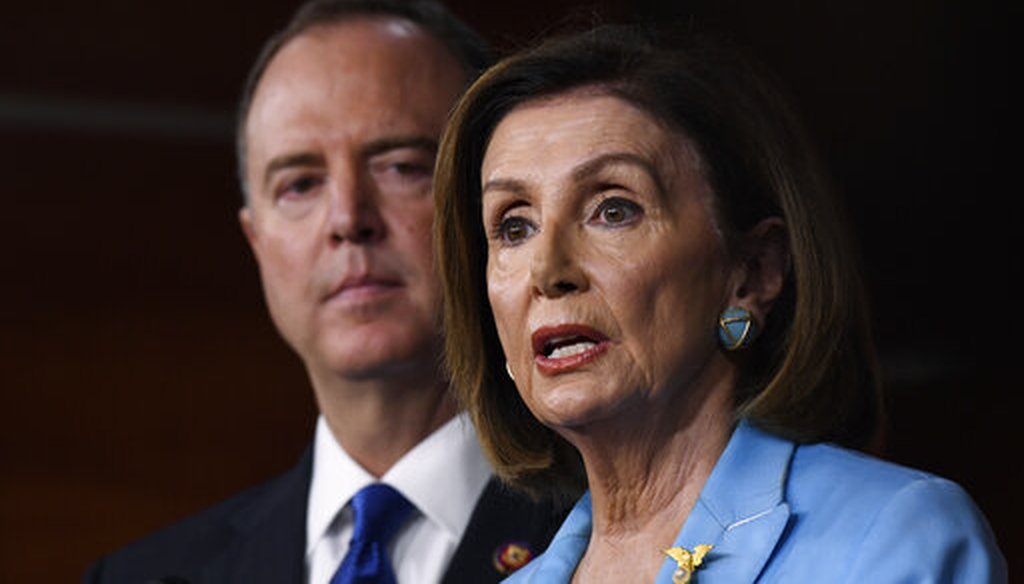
[435,26,1006,582]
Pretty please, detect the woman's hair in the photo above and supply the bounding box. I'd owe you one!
[435,24,882,499]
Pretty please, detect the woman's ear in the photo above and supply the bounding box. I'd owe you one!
[728,217,790,322]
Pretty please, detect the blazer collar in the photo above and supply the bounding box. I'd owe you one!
[524,492,593,583]
[523,421,795,584]
[197,447,312,584]
[660,420,794,583]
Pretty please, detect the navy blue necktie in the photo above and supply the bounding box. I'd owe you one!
[330,483,414,584]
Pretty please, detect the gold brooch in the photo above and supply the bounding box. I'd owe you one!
[664,544,713,584]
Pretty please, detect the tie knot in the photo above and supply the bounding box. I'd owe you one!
[350,483,414,545]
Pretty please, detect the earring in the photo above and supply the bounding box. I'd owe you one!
[718,307,757,351]
[505,361,515,381]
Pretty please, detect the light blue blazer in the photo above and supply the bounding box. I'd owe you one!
[507,421,1006,583]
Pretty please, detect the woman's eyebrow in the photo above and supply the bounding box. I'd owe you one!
[571,152,668,197]
[481,152,670,203]
[481,177,529,198]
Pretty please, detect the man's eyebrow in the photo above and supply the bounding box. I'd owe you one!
[360,136,438,159]
[262,152,325,189]
[260,137,438,190]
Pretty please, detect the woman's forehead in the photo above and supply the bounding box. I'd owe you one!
[482,91,702,183]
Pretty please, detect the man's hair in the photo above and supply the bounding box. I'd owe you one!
[236,0,493,199]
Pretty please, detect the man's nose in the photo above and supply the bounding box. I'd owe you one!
[529,223,588,299]
[325,169,385,245]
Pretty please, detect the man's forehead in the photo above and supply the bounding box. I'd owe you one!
[247,46,458,139]
[297,16,425,53]
[312,14,425,42]
[266,16,462,90]
[249,17,464,125]
[243,16,465,185]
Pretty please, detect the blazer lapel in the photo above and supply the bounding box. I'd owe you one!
[197,447,313,584]
[684,502,790,582]
[657,422,794,584]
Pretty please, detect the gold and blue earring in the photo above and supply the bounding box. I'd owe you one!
[718,307,757,351]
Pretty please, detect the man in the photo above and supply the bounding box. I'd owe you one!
[84,1,565,582]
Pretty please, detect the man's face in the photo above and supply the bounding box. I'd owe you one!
[240,18,465,381]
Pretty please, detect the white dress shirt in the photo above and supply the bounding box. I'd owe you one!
[305,412,493,584]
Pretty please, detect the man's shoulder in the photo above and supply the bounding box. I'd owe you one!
[443,479,571,583]
[84,449,312,584]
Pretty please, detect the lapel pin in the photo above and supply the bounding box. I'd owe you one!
[493,541,534,575]
[664,544,713,584]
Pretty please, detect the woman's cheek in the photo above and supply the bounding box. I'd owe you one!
[487,261,528,365]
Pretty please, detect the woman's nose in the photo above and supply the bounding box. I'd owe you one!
[529,226,588,298]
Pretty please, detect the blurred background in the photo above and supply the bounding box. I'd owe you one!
[0,0,1016,580]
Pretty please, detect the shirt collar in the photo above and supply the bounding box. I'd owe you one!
[305,412,492,556]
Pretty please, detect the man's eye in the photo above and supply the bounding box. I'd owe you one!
[497,216,535,244]
[593,197,642,226]
[281,175,322,198]
[371,153,435,187]
[391,162,432,178]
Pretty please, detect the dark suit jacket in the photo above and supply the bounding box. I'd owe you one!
[83,447,567,584]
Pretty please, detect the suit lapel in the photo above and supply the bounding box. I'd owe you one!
[197,447,313,584]
[180,445,566,584]
[442,477,569,584]
[656,422,795,584]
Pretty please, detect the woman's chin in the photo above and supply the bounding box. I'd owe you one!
[530,391,631,439]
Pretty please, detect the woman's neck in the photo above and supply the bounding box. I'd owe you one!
[567,379,734,583]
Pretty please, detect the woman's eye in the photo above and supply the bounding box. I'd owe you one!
[593,197,642,226]
[497,216,535,244]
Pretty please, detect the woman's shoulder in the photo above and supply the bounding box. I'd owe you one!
[771,440,1007,582]
[789,440,938,500]
[786,439,992,531]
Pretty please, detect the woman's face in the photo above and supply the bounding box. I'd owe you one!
[481,92,738,432]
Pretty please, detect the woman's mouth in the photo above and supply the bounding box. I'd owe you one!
[532,324,610,375]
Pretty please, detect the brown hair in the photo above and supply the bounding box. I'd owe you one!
[435,25,882,498]
[236,0,493,198]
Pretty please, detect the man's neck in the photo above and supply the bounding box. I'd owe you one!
[309,368,458,478]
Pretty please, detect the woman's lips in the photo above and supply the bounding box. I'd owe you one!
[531,324,610,375]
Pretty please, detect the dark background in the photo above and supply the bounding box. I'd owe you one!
[0,0,1016,581]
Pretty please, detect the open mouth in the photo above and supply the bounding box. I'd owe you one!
[542,336,599,359]
[532,324,610,374]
